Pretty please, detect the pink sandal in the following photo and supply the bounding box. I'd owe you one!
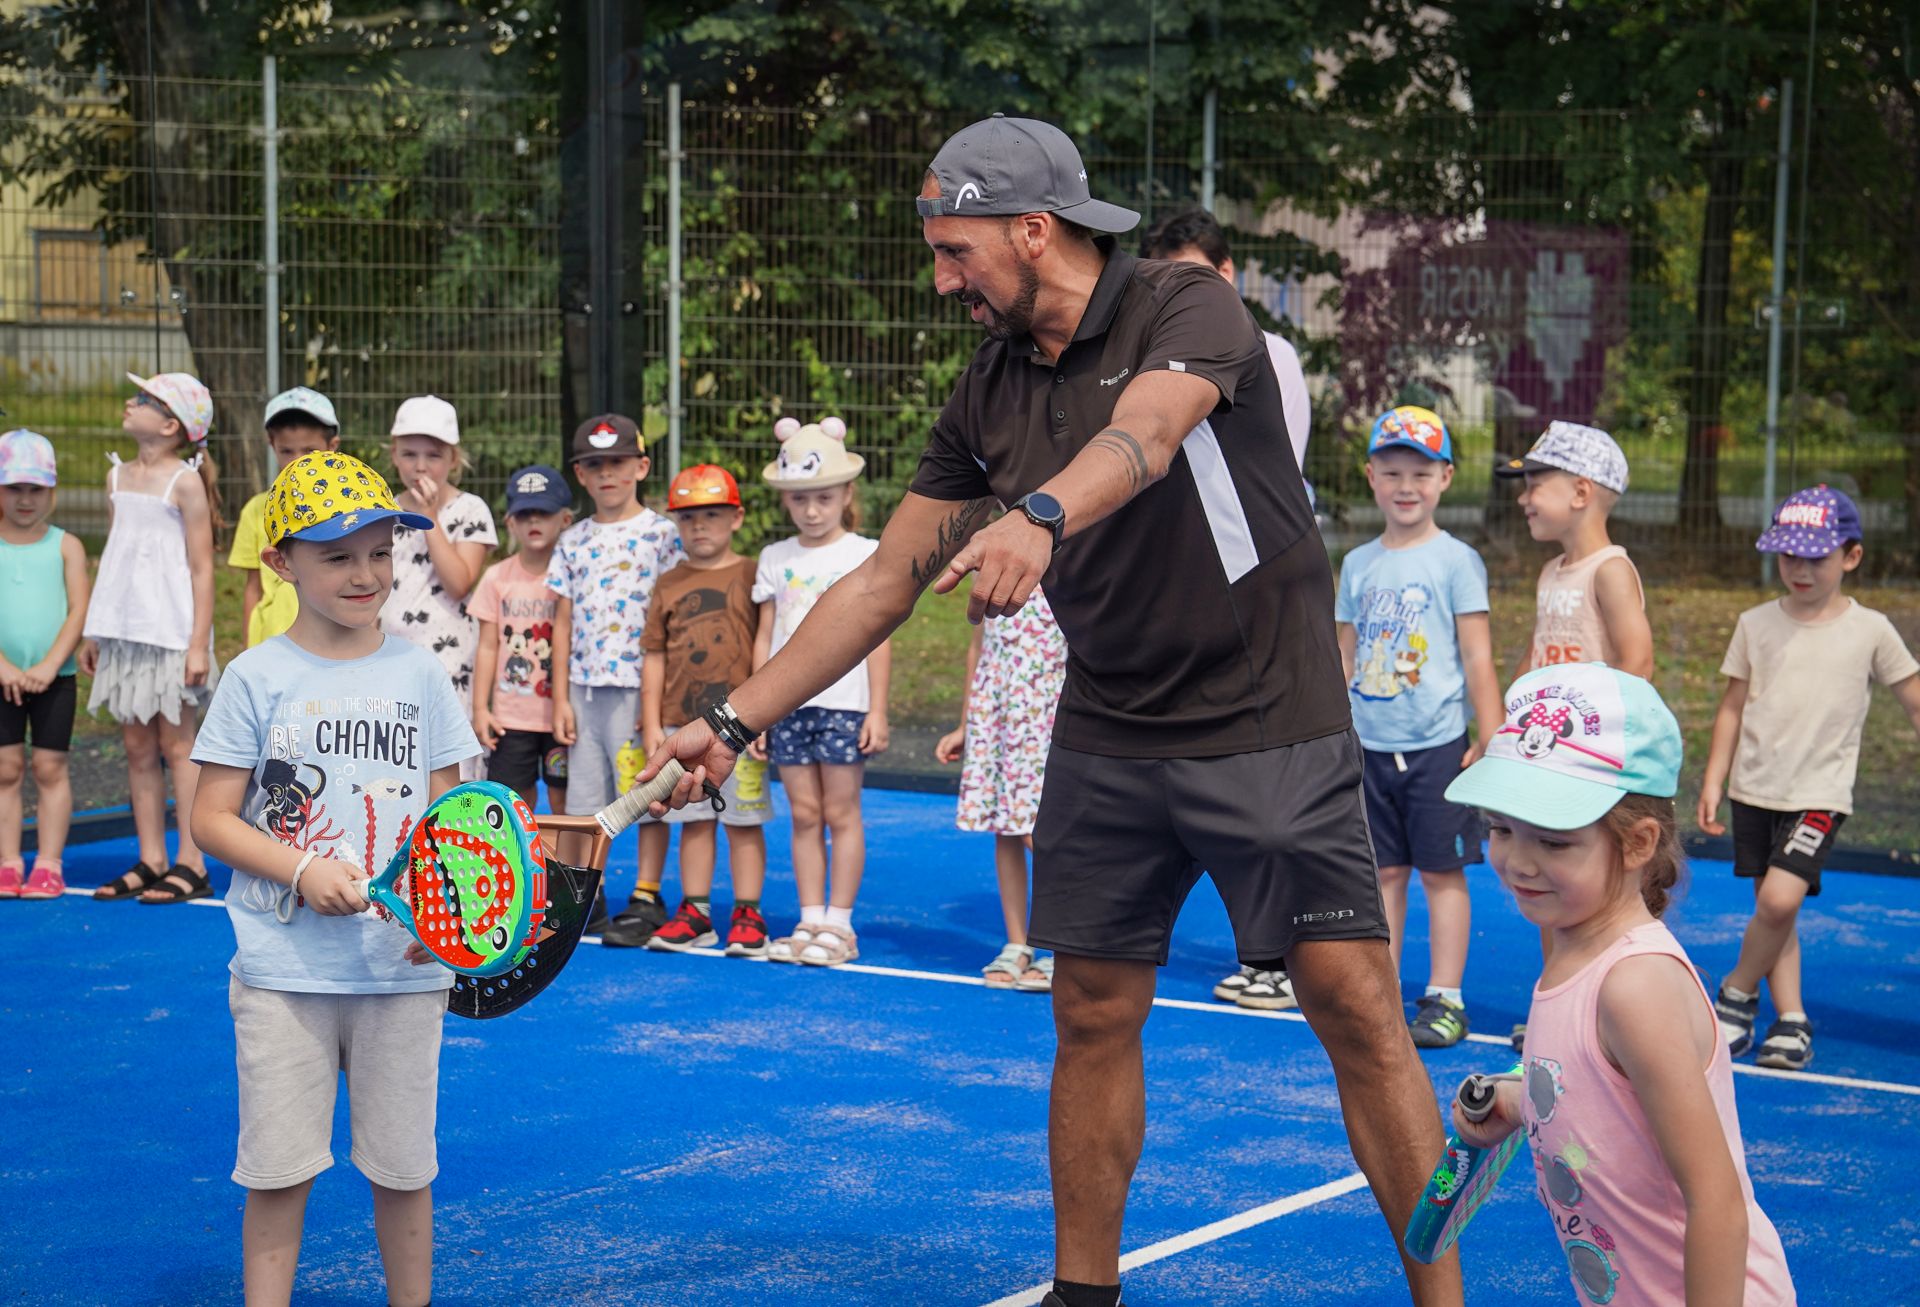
[0,859,22,899]
[21,863,65,900]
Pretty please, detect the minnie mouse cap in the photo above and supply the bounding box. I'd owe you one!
[1445,663,1681,830]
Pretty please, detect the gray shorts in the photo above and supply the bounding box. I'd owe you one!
[1029,728,1387,966]
[229,977,446,1191]
[564,682,641,816]
[637,725,775,828]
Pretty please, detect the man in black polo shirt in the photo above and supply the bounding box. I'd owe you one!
[645,116,1462,1307]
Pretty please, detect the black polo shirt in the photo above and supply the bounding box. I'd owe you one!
[910,245,1350,759]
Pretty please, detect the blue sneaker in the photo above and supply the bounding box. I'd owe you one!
[1714,984,1759,1057]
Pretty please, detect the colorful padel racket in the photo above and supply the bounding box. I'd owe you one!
[445,760,720,1019]
[1404,1064,1526,1264]
[356,780,548,978]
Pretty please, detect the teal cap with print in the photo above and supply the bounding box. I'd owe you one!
[1444,662,1681,830]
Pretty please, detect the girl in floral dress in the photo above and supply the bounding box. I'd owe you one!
[936,585,1068,991]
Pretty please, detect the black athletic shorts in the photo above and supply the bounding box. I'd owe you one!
[0,674,76,752]
[1360,735,1483,873]
[487,728,568,796]
[1731,800,1844,897]
[1029,727,1388,966]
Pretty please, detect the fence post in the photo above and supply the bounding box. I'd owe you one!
[1760,78,1792,584]
[666,82,684,481]
[1201,87,1217,213]
[262,56,281,403]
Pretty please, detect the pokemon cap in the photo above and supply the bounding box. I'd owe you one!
[1368,405,1453,463]
[264,451,433,547]
[763,416,864,490]
[668,463,741,510]
[1445,663,1681,830]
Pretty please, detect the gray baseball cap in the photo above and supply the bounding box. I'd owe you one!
[916,114,1140,234]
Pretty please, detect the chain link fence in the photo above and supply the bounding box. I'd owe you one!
[0,70,560,532]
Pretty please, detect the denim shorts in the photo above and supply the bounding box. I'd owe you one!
[767,706,865,766]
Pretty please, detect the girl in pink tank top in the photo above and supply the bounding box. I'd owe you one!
[1444,662,1795,1305]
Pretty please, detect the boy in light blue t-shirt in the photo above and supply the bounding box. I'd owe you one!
[192,451,479,1307]
[1333,407,1504,1049]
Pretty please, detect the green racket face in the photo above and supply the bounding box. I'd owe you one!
[405,782,547,977]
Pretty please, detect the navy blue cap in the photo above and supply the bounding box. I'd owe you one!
[505,464,572,516]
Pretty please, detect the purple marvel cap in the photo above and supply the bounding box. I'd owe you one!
[1754,484,1862,558]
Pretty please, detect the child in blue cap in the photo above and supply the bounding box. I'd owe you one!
[1698,485,1920,1071]
[1446,662,1795,1305]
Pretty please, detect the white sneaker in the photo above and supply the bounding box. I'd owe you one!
[1235,970,1298,1011]
[1213,964,1257,1002]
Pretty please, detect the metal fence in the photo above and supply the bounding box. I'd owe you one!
[0,68,561,532]
[636,94,1911,573]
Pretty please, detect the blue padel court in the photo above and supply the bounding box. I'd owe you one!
[6,785,1920,1305]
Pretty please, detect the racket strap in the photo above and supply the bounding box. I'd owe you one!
[273,850,323,925]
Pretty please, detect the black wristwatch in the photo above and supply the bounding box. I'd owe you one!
[1011,491,1066,552]
[702,701,758,756]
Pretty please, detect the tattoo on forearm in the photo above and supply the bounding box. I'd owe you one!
[910,497,992,588]
[1087,426,1155,495]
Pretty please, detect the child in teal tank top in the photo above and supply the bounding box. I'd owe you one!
[0,430,93,899]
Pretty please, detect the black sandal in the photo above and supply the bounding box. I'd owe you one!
[92,860,167,901]
[139,864,212,904]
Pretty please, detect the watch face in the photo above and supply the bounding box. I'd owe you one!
[1026,492,1063,523]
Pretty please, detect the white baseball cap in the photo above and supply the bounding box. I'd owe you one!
[264,386,339,431]
[390,394,459,446]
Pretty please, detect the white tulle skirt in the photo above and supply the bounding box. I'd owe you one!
[86,638,219,726]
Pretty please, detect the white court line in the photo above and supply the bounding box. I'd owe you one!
[51,887,1920,1098]
[975,1171,1371,1307]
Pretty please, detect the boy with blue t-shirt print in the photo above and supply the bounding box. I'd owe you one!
[192,451,480,1307]
[1334,406,1504,1049]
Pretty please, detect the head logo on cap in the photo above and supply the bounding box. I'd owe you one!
[954,181,983,207]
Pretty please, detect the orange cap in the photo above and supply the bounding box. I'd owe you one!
[667,463,741,510]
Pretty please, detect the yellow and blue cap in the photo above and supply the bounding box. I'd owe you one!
[1368,406,1453,463]
[264,451,432,547]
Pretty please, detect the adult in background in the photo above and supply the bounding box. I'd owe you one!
[1140,205,1319,1013]
[644,115,1461,1307]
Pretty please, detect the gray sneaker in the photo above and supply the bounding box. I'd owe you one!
[1213,964,1257,1002]
[1235,969,1298,1011]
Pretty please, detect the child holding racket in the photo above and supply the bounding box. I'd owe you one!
[627,463,774,955]
[0,431,91,899]
[935,584,1066,991]
[469,464,573,811]
[1444,662,1795,1305]
[753,416,890,966]
[191,451,480,1307]
[1328,407,1503,1046]
[1698,486,1920,1072]
[546,414,684,938]
[82,372,222,904]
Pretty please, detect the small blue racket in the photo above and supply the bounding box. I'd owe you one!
[1404,1064,1526,1263]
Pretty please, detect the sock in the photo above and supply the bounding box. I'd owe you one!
[1721,982,1756,1003]
[1425,985,1464,1007]
[800,904,828,925]
[687,895,711,914]
[1051,1280,1122,1307]
[1777,1010,1809,1025]
[634,880,662,899]
[825,905,854,929]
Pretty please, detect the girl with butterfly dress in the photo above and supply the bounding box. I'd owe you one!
[376,396,496,778]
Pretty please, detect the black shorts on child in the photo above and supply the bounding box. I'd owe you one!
[1731,800,1844,896]
[487,728,567,795]
[0,674,77,752]
[1360,734,1483,872]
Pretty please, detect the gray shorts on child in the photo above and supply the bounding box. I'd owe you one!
[564,682,641,816]
[636,724,774,828]
[229,978,445,1192]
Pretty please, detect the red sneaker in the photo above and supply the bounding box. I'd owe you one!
[644,900,717,952]
[725,904,768,958]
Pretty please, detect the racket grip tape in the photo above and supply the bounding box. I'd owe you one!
[1456,1064,1525,1124]
[593,760,688,839]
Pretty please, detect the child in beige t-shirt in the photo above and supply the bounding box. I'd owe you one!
[1496,421,1652,679]
[1698,485,1920,1073]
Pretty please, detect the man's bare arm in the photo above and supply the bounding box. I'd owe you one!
[731,492,992,733]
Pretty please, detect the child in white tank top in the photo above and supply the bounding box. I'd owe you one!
[1444,663,1795,1306]
[83,373,223,904]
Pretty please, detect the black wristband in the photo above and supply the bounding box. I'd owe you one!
[702,701,756,755]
